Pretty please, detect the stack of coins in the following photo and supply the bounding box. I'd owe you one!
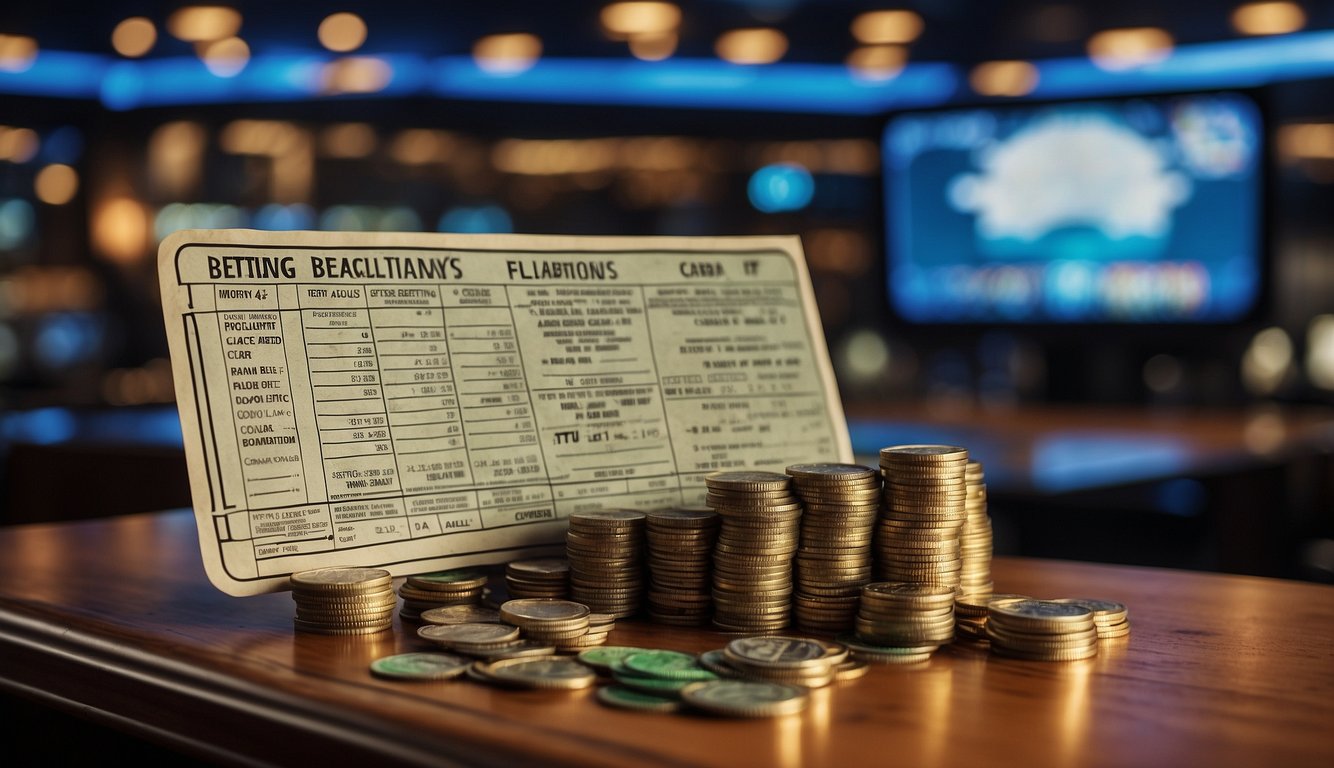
[290,567,396,635]
[786,463,881,634]
[566,509,647,619]
[720,635,841,689]
[853,582,956,651]
[986,598,1099,661]
[953,592,1030,643]
[505,558,570,600]
[499,597,604,651]
[1051,598,1130,639]
[875,445,970,591]
[397,568,490,622]
[958,460,994,598]
[645,506,720,626]
[706,471,803,633]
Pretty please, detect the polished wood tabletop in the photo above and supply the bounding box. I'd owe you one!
[1,509,1332,768]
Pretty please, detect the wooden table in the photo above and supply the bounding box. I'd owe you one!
[1,509,1331,768]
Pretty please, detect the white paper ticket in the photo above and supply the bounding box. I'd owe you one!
[159,230,851,596]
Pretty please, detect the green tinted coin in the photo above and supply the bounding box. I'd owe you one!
[623,650,718,681]
[369,652,471,681]
[576,645,650,673]
[613,671,700,696]
[596,685,683,713]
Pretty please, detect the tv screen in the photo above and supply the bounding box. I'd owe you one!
[882,90,1266,324]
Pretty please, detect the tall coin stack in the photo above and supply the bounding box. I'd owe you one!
[566,509,647,619]
[706,470,803,633]
[645,507,720,626]
[290,566,396,635]
[505,557,570,600]
[958,460,994,598]
[875,445,970,592]
[397,568,490,622]
[785,463,881,634]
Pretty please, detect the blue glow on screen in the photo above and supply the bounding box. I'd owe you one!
[884,91,1264,323]
[748,163,815,213]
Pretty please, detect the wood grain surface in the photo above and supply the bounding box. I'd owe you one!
[1,509,1331,768]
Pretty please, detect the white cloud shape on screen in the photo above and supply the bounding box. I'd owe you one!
[949,114,1192,241]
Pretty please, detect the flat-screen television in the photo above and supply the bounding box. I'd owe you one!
[881,90,1267,324]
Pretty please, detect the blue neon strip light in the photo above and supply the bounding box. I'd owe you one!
[2,30,1334,112]
[431,57,959,114]
[1030,29,1334,98]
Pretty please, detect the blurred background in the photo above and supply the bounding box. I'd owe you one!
[0,1,1330,580]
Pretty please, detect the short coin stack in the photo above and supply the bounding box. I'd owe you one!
[416,622,551,660]
[986,598,1099,661]
[645,507,720,626]
[958,460,994,598]
[290,567,396,635]
[875,445,970,591]
[953,592,1030,643]
[850,582,956,659]
[705,471,803,633]
[786,463,881,634]
[719,635,841,689]
[397,568,490,622]
[566,509,647,618]
[1052,598,1131,639]
[499,597,604,651]
[504,557,570,600]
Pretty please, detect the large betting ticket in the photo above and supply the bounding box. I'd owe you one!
[159,230,851,595]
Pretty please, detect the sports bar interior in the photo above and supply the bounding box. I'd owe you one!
[2,1,1334,764]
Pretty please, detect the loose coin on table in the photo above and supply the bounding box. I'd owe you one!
[479,656,598,690]
[596,685,682,713]
[680,679,810,718]
[369,652,472,681]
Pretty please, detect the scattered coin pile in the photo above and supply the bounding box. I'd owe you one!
[397,568,490,622]
[1052,598,1131,639]
[851,581,956,660]
[504,557,570,600]
[645,507,720,626]
[959,460,994,597]
[875,445,969,592]
[787,463,881,635]
[566,509,647,618]
[986,598,1099,661]
[706,471,802,633]
[290,566,395,635]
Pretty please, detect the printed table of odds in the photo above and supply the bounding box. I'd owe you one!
[177,249,844,585]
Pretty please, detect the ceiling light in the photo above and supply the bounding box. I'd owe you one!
[716,28,788,65]
[600,2,682,39]
[318,12,367,53]
[198,37,249,78]
[35,164,79,206]
[0,34,38,73]
[1231,2,1306,36]
[851,10,924,45]
[970,60,1039,96]
[473,34,542,75]
[112,17,157,58]
[1087,27,1173,71]
[167,6,242,42]
[846,45,907,81]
